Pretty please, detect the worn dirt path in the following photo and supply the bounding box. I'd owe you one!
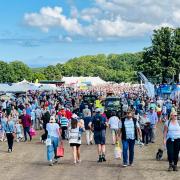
[0,124,179,180]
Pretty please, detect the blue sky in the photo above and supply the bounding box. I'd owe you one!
[0,0,179,67]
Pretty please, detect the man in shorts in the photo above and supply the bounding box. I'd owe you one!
[89,108,108,162]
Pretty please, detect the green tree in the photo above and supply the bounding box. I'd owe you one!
[173,28,180,82]
[0,61,15,82]
[142,27,178,82]
[43,65,61,80]
[9,61,33,82]
[32,72,46,82]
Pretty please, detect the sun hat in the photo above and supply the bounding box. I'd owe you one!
[50,116,56,123]
[72,113,78,119]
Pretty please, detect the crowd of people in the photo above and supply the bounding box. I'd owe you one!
[0,85,180,171]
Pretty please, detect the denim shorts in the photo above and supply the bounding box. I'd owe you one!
[94,130,106,145]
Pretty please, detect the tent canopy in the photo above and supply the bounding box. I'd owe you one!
[62,76,106,86]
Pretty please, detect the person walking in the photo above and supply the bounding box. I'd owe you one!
[68,117,83,164]
[83,105,93,145]
[41,108,50,141]
[20,109,32,142]
[147,107,158,143]
[163,112,180,171]
[60,112,69,140]
[46,116,61,166]
[89,108,108,162]
[4,114,15,152]
[108,111,120,145]
[35,106,42,130]
[139,112,150,145]
[119,111,142,167]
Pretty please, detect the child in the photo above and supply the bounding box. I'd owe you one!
[78,119,85,131]
[15,120,23,142]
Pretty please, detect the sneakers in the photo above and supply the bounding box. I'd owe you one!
[97,156,102,163]
[8,149,12,153]
[97,154,106,162]
[54,159,58,164]
[123,164,128,167]
[168,164,173,171]
[77,159,81,163]
[102,155,106,162]
[173,165,178,171]
[49,160,53,166]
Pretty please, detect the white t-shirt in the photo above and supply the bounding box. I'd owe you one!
[165,120,180,140]
[46,123,60,138]
[108,116,120,129]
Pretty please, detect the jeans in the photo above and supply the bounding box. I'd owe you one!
[142,128,149,144]
[47,136,60,161]
[24,127,32,141]
[35,117,40,130]
[150,125,156,142]
[122,139,135,165]
[166,138,180,165]
[6,133,14,150]
[85,130,94,145]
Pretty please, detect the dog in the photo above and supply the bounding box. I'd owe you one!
[156,149,163,160]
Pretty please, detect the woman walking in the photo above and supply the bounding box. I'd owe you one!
[69,117,84,164]
[108,111,120,145]
[163,112,180,171]
[46,116,61,166]
[4,114,15,153]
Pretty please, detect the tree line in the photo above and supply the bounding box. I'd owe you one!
[0,27,179,83]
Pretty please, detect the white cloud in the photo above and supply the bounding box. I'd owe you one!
[24,6,83,34]
[95,0,179,25]
[65,36,73,42]
[84,17,155,38]
[24,1,180,40]
[58,35,73,42]
[80,8,101,22]
[173,11,180,24]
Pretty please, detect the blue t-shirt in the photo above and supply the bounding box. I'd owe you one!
[91,114,106,131]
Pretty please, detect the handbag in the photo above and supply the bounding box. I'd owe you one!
[56,142,64,157]
[45,138,52,146]
[30,127,36,137]
[114,141,122,159]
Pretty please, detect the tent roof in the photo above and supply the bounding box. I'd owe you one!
[62,76,106,86]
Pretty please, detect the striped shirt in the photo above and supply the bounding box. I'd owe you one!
[119,118,140,140]
[60,117,69,127]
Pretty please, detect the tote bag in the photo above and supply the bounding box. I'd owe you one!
[30,127,37,137]
[45,138,52,146]
[114,141,122,159]
[56,142,64,157]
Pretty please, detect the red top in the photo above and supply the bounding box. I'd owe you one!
[66,110,72,120]
[21,114,31,128]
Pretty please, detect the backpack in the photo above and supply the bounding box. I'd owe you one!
[93,115,105,131]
